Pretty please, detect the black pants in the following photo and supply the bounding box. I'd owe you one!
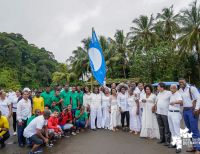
[156,114,171,143]
[121,111,130,127]
[0,131,10,145]
[12,112,17,132]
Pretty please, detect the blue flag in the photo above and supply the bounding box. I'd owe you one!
[88,29,106,85]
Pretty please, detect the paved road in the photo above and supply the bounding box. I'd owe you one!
[2,129,190,154]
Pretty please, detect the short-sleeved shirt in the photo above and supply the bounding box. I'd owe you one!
[27,115,36,126]
[169,91,182,111]
[41,91,52,106]
[0,116,9,137]
[33,96,44,113]
[50,90,55,97]
[23,115,47,138]
[77,91,84,105]
[51,95,62,110]
[75,110,88,121]
[156,90,172,116]
[71,92,78,109]
[60,90,71,107]
[51,106,61,113]
[0,98,11,117]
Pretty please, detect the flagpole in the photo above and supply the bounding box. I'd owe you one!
[91,27,94,92]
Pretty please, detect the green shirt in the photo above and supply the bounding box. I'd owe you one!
[50,90,55,97]
[71,92,78,109]
[27,115,36,126]
[75,110,88,121]
[60,90,71,107]
[51,95,62,110]
[41,91,52,106]
[77,91,84,105]
[51,106,61,113]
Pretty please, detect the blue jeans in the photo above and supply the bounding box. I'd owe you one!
[17,120,27,146]
[183,109,200,150]
[75,120,85,129]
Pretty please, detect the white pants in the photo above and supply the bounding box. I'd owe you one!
[139,107,143,129]
[102,107,110,129]
[129,107,141,132]
[168,111,182,149]
[90,107,102,129]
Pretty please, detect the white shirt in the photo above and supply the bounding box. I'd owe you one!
[179,85,200,110]
[23,115,47,138]
[169,91,182,111]
[90,93,102,109]
[0,97,11,117]
[17,98,32,122]
[127,95,137,108]
[102,94,110,108]
[10,94,19,112]
[156,90,172,115]
[135,89,145,108]
[83,93,92,107]
[117,92,128,112]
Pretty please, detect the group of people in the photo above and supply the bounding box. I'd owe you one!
[0,78,200,154]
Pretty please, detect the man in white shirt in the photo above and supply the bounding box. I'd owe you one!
[117,86,129,130]
[24,110,51,154]
[168,84,183,153]
[156,82,172,146]
[17,91,32,147]
[179,78,200,153]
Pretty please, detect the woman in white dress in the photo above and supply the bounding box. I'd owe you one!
[140,85,160,139]
[90,87,102,130]
[101,87,110,129]
[83,86,92,113]
[109,88,119,132]
[0,91,12,118]
[128,89,140,134]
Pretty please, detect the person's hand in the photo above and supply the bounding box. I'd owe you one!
[170,102,175,106]
[119,108,122,113]
[8,113,12,119]
[136,109,139,115]
[44,138,49,144]
[18,121,23,126]
[85,124,88,128]
[194,110,199,117]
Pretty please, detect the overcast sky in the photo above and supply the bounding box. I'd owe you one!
[0,0,194,62]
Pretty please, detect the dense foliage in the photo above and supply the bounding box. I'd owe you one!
[0,32,58,90]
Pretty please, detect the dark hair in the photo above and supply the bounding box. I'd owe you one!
[144,84,153,93]
[111,88,117,95]
[158,82,166,89]
[178,78,186,81]
[45,105,50,109]
[83,86,90,93]
[93,86,99,93]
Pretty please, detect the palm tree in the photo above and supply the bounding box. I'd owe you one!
[156,5,180,41]
[130,15,157,51]
[178,0,200,79]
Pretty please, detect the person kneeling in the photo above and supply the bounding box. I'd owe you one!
[23,109,51,154]
[75,106,89,133]
[0,111,10,148]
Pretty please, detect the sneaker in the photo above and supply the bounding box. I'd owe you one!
[13,132,17,136]
[35,148,43,153]
[29,151,36,154]
[46,143,53,148]
[76,130,80,134]
[71,132,76,136]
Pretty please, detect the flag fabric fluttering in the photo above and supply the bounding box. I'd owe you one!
[88,28,106,85]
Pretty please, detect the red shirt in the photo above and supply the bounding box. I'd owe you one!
[48,116,61,132]
[59,111,73,126]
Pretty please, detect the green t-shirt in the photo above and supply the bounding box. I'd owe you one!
[51,106,61,113]
[77,91,84,105]
[75,110,88,121]
[60,90,71,107]
[41,91,52,106]
[27,115,36,126]
[71,92,78,109]
[51,95,62,110]
[50,90,55,97]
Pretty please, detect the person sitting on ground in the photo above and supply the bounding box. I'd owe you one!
[44,105,52,115]
[59,107,74,137]
[75,106,89,133]
[23,109,51,154]
[65,104,76,136]
[0,110,10,148]
[47,110,62,138]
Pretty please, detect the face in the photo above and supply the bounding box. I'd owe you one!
[72,87,76,92]
[138,83,144,91]
[121,88,125,94]
[44,106,49,110]
[128,90,133,95]
[77,86,81,92]
[170,86,177,93]
[64,85,69,91]
[157,85,163,92]
[67,105,72,111]
[145,87,151,94]
[1,93,6,99]
[54,111,59,117]
[112,89,117,95]
[179,79,186,88]
[46,87,51,93]
[111,83,116,89]
[36,92,40,97]
[94,87,99,94]
[23,92,29,99]
[35,110,41,116]
[85,87,89,93]
[55,90,60,96]
[44,115,50,120]
[104,88,109,94]
[16,91,21,97]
